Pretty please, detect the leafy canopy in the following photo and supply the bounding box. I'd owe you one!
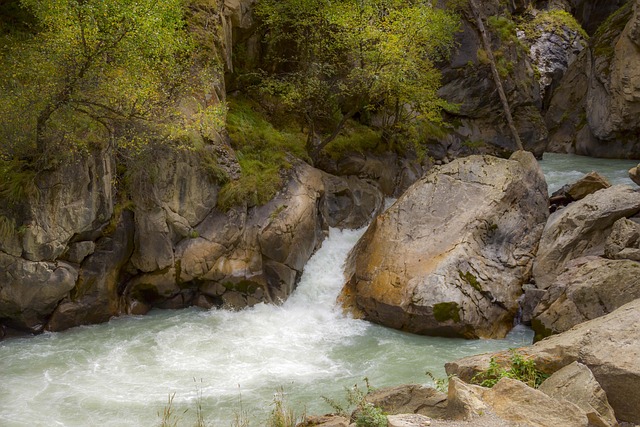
[255,0,460,160]
[0,0,198,160]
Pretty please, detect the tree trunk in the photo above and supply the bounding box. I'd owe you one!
[468,0,524,152]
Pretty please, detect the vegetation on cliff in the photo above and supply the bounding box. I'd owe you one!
[253,0,459,162]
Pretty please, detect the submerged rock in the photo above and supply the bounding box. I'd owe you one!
[340,152,548,339]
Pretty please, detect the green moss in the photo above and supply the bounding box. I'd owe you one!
[522,9,588,41]
[433,302,461,323]
[223,280,260,294]
[487,15,519,45]
[0,157,39,204]
[459,271,483,292]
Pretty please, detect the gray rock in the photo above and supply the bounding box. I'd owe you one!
[539,361,618,427]
[532,185,640,290]
[605,217,640,260]
[321,174,383,229]
[446,299,640,424]
[64,241,96,264]
[340,152,549,338]
[629,164,640,186]
[519,284,547,325]
[0,254,78,332]
[532,256,640,340]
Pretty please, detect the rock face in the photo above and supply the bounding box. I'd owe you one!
[446,299,640,424]
[539,361,618,427]
[532,256,640,340]
[340,152,549,338]
[437,12,547,157]
[532,185,640,290]
[546,1,640,157]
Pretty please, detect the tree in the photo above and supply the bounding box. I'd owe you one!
[0,0,197,161]
[255,0,460,161]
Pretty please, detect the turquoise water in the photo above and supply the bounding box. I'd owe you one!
[1,153,633,427]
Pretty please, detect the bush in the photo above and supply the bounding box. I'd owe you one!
[471,350,549,389]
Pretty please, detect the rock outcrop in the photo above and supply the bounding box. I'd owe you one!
[532,256,640,340]
[446,299,640,424]
[604,217,640,260]
[532,185,640,290]
[340,152,548,338]
[546,0,640,157]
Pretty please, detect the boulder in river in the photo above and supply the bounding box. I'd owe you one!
[604,217,640,261]
[340,152,549,338]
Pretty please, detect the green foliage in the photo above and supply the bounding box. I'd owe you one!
[487,15,519,45]
[471,350,549,389]
[322,379,386,427]
[266,388,301,427]
[255,0,460,159]
[324,121,382,160]
[0,157,39,204]
[424,371,453,393]
[0,215,17,242]
[217,99,306,210]
[0,0,218,162]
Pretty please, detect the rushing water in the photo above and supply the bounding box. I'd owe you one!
[539,152,638,194]
[0,153,635,427]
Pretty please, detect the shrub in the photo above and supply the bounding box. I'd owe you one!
[471,350,549,389]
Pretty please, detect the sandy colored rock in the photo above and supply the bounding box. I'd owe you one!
[566,171,611,200]
[365,384,447,419]
[340,152,548,338]
[539,361,618,427]
[387,414,432,427]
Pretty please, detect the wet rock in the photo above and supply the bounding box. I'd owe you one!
[340,152,548,338]
[539,361,618,427]
[533,185,640,290]
[320,174,383,230]
[532,256,640,340]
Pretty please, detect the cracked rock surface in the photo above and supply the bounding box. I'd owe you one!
[339,152,548,339]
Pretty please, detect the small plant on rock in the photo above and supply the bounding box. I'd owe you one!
[471,349,549,389]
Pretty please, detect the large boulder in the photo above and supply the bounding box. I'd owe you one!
[539,361,618,427]
[532,185,640,290]
[339,152,549,338]
[446,299,640,424]
[532,256,640,340]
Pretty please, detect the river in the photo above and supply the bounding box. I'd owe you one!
[0,153,636,426]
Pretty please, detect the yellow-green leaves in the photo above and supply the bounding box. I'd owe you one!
[1,0,195,159]
[255,0,460,159]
